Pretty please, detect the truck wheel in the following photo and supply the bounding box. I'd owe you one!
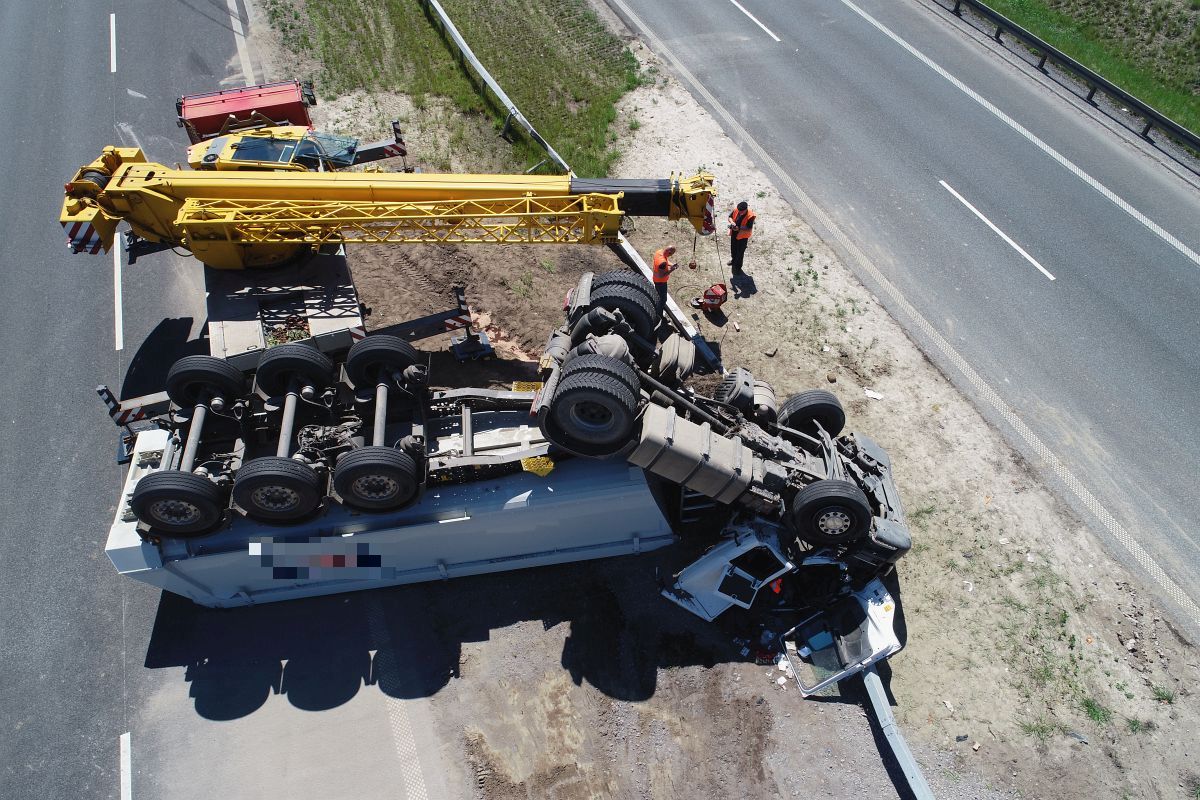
[131,470,225,537]
[344,335,420,388]
[588,280,658,340]
[232,457,323,522]
[165,355,246,407]
[790,479,872,546]
[333,446,421,511]
[561,353,641,398]
[254,343,336,396]
[779,389,845,437]
[549,368,638,457]
[591,270,656,305]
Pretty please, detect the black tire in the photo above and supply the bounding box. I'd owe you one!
[165,355,246,407]
[254,343,336,396]
[790,479,872,546]
[549,369,638,457]
[561,354,641,398]
[588,280,658,340]
[333,446,421,511]
[131,470,225,537]
[232,456,323,522]
[591,270,656,305]
[344,335,420,387]
[779,389,846,437]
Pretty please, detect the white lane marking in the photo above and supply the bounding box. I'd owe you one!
[607,0,1200,628]
[109,13,116,73]
[125,88,146,99]
[939,180,1056,280]
[119,732,132,800]
[113,243,124,351]
[838,0,1200,270]
[729,0,780,42]
[365,600,431,800]
[225,0,257,85]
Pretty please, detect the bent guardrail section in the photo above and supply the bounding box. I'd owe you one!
[947,0,1200,157]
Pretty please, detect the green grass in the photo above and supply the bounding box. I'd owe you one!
[981,0,1200,136]
[263,0,640,177]
[1151,684,1176,703]
[1082,696,1112,723]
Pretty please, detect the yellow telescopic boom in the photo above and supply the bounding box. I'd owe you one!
[60,142,716,269]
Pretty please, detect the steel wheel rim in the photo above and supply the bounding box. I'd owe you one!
[568,400,616,434]
[350,474,400,502]
[148,498,202,526]
[816,508,852,536]
[250,485,302,512]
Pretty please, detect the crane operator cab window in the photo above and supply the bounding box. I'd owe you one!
[229,136,298,167]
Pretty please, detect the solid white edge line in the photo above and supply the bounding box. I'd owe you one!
[119,732,132,800]
[605,0,1200,628]
[939,180,1056,280]
[225,0,257,85]
[837,0,1200,271]
[109,13,116,73]
[729,0,780,42]
[113,244,124,351]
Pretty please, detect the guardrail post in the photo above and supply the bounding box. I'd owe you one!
[1086,86,1097,104]
[993,25,1003,42]
[1036,53,1048,72]
[1141,121,1155,139]
[952,0,962,15]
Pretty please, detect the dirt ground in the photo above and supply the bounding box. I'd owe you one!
[247,2,1200,798]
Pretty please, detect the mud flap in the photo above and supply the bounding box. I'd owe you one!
[661,525,794,621]
[777,578,902,696]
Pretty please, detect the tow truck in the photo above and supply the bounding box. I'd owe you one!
[61,84,911,694]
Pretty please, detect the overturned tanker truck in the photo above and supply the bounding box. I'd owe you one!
[108,268,910,692]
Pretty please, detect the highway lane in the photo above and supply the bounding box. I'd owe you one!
[607,0,1200,628]
[1,2,444,798]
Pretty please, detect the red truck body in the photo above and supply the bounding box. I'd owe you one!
[177,80,315,143]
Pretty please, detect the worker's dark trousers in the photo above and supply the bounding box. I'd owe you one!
[655,282,669,316]
[730,236,748,274]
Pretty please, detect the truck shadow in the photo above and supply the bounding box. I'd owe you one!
[120,316,209,399]
[144,548,749,721]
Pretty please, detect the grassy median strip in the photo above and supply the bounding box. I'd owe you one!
[981,0,1199,135]
[262,0,639,176]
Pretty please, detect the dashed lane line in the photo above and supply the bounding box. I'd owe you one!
[607,0,1200,627]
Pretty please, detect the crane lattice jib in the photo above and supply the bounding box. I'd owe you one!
[60,146,716,269]
[177,194,624,247]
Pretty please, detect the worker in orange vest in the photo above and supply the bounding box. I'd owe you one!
[727,200,756,276]
[651,245,679,314]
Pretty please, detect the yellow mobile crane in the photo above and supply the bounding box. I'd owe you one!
[60,126,717,270]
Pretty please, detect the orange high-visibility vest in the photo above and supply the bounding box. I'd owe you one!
[652,248,672,283]
[729,208,756,240]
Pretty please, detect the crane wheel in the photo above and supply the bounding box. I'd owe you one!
[778,389,846,437]
[254,343,336,396]
[587,280,658,340]
[790,479,872,546]
[344,335,420,388]
[547,362,638,458]
[333,447,421,512]
[232,457,323,523]
[131,470,225,537]
[165,356,247,408]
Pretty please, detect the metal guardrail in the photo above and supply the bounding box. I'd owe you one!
[422,0,571,174]
[863,667,935,800]
[948,0,1200,156]
[419,0,722,371]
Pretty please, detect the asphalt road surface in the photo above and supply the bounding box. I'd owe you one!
[0,2,446,798]
[606,0,1200,633]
